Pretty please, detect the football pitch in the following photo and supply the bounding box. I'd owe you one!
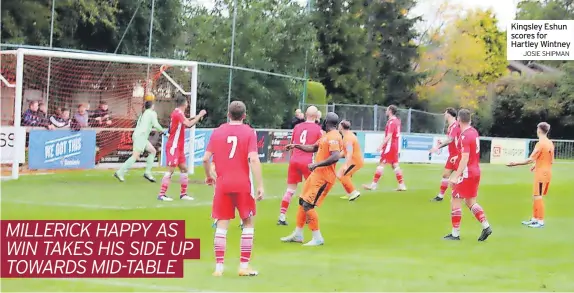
[1,163,573,292]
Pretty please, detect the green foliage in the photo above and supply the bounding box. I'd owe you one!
[488,69,574,139]
[416,8,507,110]
[306,80,327,106]
[368,0,423,107]
[516,0,574,67]
[183,0,314,128]
[313,0,371,104]
[1,0,182,56]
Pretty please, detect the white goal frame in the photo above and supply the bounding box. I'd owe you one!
[3,48,199,179]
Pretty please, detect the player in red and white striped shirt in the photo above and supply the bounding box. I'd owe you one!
[429,108,461,201]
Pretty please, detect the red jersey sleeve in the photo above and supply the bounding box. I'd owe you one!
[248,129,257,153]
[460,134,472,154]
[206,129,218,153]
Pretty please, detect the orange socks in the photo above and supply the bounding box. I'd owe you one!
[339,175,355,194]
[534,197,545,221]
[296,206,306,228]
[306,209,319,231]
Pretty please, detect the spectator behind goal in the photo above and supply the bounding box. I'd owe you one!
[22,100,53,129]
[50,108,71,129]
[71,103,90,130]
[91,101,112,126]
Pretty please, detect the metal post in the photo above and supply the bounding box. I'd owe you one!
[189,64,198,175]
[46,0,56,107]
[373,105,378,131]
[226,0,238,121]
[301,0,312,105]
[407,108,412,133]
[12,51,25,179]
[146,0,156,79]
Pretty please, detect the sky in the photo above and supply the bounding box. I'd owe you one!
[194,0,518,30]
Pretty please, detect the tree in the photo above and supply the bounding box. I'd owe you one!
[181,0,314,128]
[516,0,574,68]
[368,0,422,107]
[313,0,371,105]
[1,0,183,57]
[415,8,507,110]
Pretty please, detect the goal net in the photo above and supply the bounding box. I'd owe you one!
[0,49,198,179]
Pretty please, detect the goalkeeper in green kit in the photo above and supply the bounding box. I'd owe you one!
[114,100,165,183]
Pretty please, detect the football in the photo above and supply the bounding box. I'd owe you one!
[144,93,155,101]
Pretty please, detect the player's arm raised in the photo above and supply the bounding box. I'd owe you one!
[183,109,207,128]
[248,132,264,201]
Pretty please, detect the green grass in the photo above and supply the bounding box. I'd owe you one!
[1,163,574,292]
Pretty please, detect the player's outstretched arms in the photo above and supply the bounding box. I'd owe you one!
[309,151,340,171]
[184,109,207,128]
[286,144,318,153]
[248,152,264,201]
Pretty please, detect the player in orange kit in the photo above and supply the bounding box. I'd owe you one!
[507,122,554,228]
[337,120,364,201]
[280,112,343,246]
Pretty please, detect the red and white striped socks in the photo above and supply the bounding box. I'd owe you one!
[240,228,254,269]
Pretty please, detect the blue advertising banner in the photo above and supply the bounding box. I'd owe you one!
[160,129,213,167]
[400,135,434,163]
[28,130,97,169]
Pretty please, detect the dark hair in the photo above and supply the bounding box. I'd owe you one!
[445,107,457,118]
[175,95,187,107]
[228,101,246,121]
[340,120,351,130]
[100,101,108,105]
[458,109,472,123]
[60,107,69,113]
[29,100,38,106]
[144,101,154,110]
[387,105,398,115]
[537,122,551,135]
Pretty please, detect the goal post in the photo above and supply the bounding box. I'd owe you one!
[1,48,199,180]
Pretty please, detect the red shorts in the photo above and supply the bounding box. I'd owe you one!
[452,176,480,199]
[380,150,399,165]
[165,149,186,167]
[212,187,256,220]
[444,156,459,170]
[287,160,312,184]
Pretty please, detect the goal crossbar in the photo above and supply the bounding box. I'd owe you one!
[14,48,198,68]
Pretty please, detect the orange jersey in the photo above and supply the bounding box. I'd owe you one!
[313,129,343,183]
[530,138,554,180]
[342,131,364,167]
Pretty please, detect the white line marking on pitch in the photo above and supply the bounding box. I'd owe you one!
[1,195,281,210]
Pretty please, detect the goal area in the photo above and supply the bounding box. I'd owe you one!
[0,49,198,179]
